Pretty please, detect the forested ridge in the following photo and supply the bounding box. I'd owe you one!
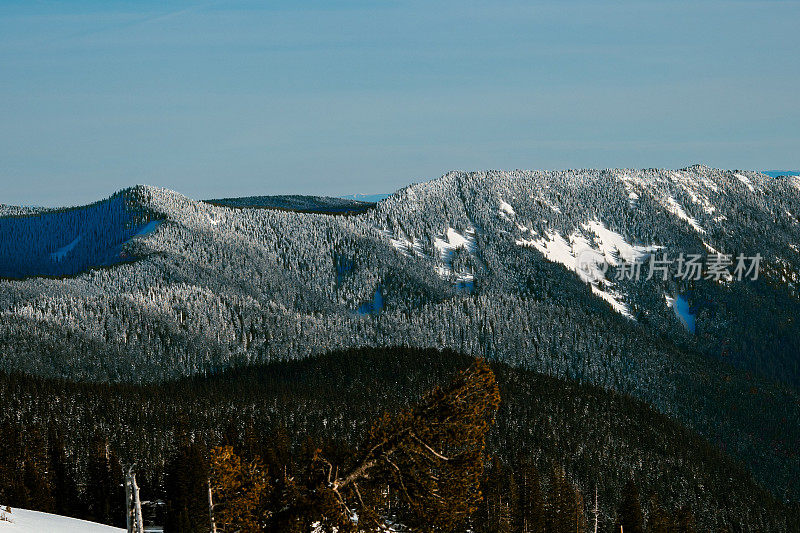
[0,167,798,507]
[0,189,159,279]
[0,347,794,531]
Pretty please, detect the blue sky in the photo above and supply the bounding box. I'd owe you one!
[1,1,798,206]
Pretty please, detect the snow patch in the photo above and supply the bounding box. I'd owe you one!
[498,200,515,216]
[50,235,82,262]
[582,220,661,265]
[664,197,705,234]
[434,227,477,258]
[517,219,660,319]
[434,227,477,282]
[0,507,124,532]
[735,173,755,192]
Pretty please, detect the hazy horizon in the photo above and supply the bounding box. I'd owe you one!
[2,1,798,206]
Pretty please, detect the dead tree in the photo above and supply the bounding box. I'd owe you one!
[124,465,144,533]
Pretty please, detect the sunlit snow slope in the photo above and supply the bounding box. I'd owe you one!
[0,507,124,532]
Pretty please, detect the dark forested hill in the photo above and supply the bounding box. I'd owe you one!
[0,347,793,532]
[205,194,376,214]
[0,167,798,505]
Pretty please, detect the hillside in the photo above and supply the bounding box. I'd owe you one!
[0,167,798,503]
[0,347,793,532]
[205,194,376,214]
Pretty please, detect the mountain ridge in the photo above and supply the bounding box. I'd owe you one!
[1,166,798,502]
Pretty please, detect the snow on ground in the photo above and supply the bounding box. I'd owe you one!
[434,227,477,282]
[0,507,124,532]
[516,219,659,319]
[664,196,705,234]
[618,173,647,190]
[498,200,515,216]
[434,227,477,259]
[51,235,82,262]
[382,226,475,282]
[735,173,755,192]
[534,194,562,214]
[582,220,661,265]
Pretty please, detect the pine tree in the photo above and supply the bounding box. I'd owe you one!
[616,479,644,533]
[0,420,27,508]
[164,443,211,533]
[647,495,673,533]
[675,506,697,533]
[479,458,516,533]
[85,436,124,527]
[515,457,545,533]
[208,445,270,532]
[307,358,501,531]
[48,431,82,518]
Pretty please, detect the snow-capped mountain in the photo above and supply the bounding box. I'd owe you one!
[0,166,798,501]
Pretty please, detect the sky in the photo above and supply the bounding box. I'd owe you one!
[1,0,798,206]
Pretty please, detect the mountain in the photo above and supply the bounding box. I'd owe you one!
[339,193,392,203]
[0,166,798,503]
[763,170,800,178]
[205,194,376,215]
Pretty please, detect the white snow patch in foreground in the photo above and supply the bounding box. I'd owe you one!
[664,197,705,234]
[735,173,755,192]
[0,507,124,532]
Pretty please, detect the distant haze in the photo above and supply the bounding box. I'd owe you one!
[1,0,798,206]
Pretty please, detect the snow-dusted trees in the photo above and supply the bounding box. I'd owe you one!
[0,190,157,278]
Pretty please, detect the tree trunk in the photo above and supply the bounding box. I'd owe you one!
[125,474,132,533]
[131,472,144,533]
[208,478,217,533]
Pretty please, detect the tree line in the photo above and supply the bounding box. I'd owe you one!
[0,347,793,531]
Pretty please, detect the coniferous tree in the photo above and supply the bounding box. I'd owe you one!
[616,479,644,533]
[310,358,501,532]
[0,420,27,508]
[164,442,210,533]
[48,431,82,518]
[647,495,673,533]
[208,445,270,532]
[675,506,697,533]
[85,436,124,527]
[515,457,545,533]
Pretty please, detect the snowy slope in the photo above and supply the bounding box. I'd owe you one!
[0,507,123,532]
